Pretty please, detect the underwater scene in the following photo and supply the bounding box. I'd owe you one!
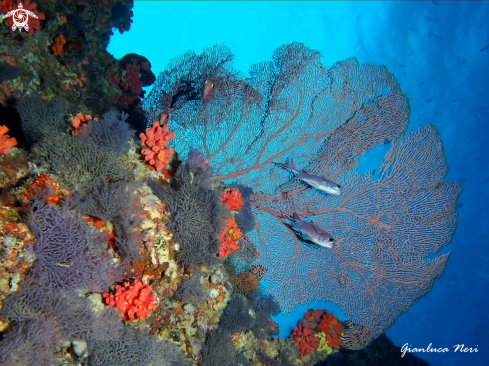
[0,1,487,365]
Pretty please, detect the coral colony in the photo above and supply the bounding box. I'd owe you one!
[0,1,459,366]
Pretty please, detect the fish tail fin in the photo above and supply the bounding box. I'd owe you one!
[292,212,301,222]
[289,158,296,171]
[274,162,290,170]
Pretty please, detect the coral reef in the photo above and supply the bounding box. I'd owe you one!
[149,150,228,268]
[0,6,459,364]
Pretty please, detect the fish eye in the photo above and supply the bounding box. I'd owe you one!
[328,237,334,242]
[336,184,341,188]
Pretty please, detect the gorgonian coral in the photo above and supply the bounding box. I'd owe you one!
[27,202,122,292]
[149,150,228,267]
[144,43,461,349]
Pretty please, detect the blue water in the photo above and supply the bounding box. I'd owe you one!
[109,2,489,365]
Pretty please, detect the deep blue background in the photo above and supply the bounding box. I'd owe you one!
[109,2,489,365]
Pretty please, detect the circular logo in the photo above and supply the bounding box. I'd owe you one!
[4,2,39,32]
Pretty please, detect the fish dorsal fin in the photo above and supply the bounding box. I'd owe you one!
[309,221,320,234]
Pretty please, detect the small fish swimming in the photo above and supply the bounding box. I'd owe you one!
[479,45,489,53]
[202,79,215,103]
[288,212,335,249]
[274,158,342,196]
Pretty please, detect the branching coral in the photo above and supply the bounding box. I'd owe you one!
[103,279,156,321]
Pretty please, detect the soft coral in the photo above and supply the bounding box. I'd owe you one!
[0,125,17,154]
[291,323,320,356]
[140,113,174,174]
[103,279,157,321]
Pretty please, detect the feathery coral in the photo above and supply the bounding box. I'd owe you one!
[220,187,244,211]
[139,113,174,173]
[103,279,157,321]
[0,125,17,154]
[218,217,242,257]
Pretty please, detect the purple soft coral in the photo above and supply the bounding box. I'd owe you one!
[27,202,122,292]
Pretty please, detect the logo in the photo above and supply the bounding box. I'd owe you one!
[4,2,38,32]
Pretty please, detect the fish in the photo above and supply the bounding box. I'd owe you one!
[399,63,406,68]
[479,45,489,52]
[409,26,416,32]
[274,158,342,196]
[202,79,215,103]
[435,35,442,40]
[425,15,431,21]
[410,50,414,55]
[418,81,424,86]
[427,97,434,103]
[289,212,335,249]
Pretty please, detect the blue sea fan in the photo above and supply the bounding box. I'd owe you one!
[27,202,122,291]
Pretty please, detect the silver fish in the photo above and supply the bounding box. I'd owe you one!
[275,158,342,196]
[289,212,335,249]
